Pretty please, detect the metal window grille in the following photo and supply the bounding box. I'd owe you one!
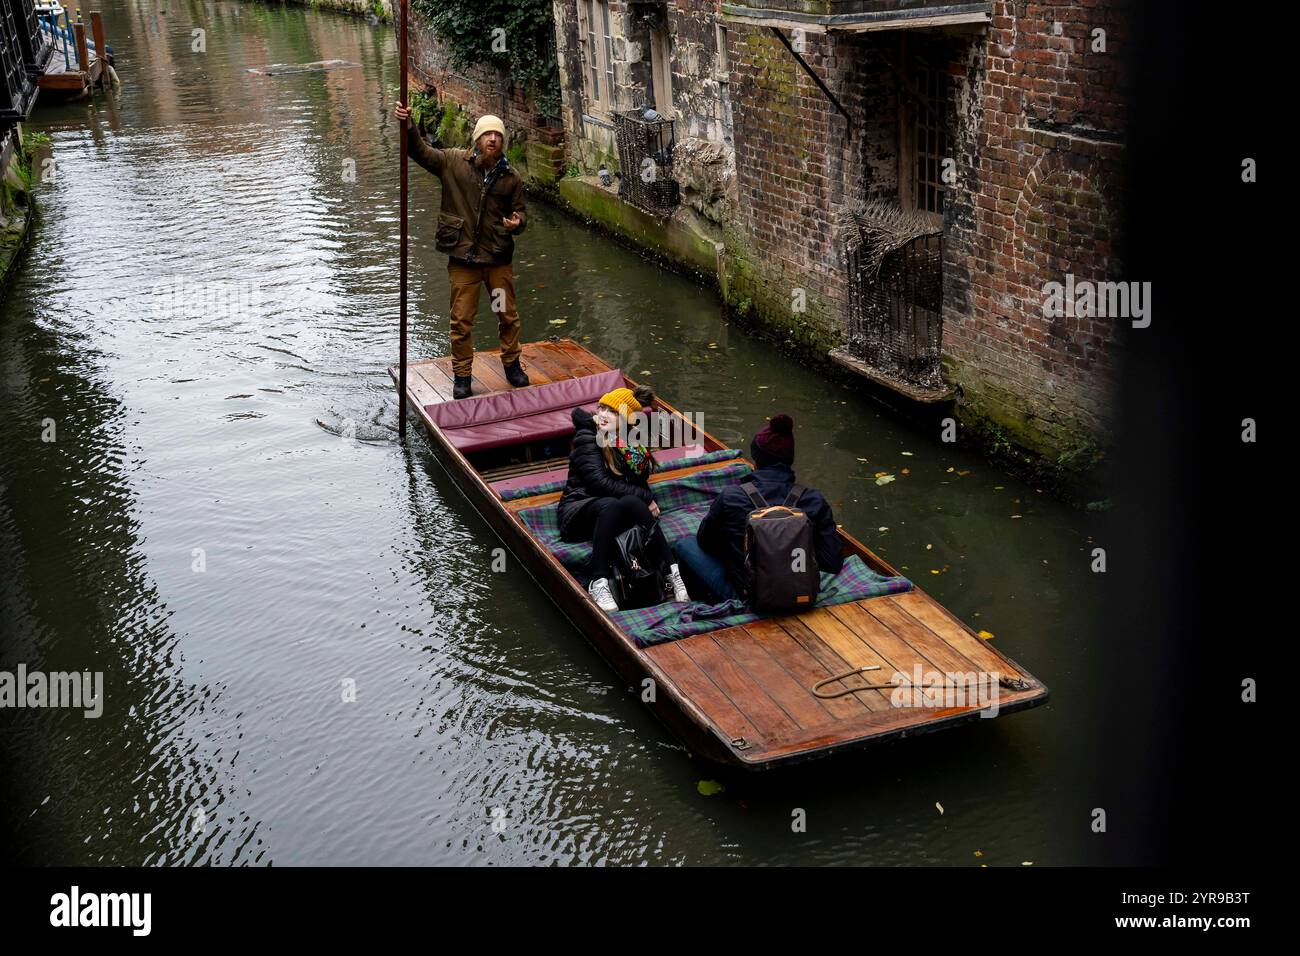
[0,1,35,121]
[913,59,948,216]
[614,109,678,217]
[13,0,49,77]
[845,202,944,389]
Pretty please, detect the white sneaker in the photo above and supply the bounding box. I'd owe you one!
[588,577,619,613]
[667,564,691,603]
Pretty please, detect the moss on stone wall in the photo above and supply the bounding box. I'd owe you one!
[942,353,1109,502]
[1,131,36,300]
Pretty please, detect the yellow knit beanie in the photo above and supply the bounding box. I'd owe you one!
[598,387,642,417]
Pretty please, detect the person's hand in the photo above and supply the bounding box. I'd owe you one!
[394,102,411,126]
[502,212,522,231]
[648,501,661,519]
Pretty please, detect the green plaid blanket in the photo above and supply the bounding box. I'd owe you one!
[518,458,756,569]
[611,555,913,647]
[500,448,744,501]
[516,458,914,646]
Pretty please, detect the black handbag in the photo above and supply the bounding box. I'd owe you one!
[610,521,668,611]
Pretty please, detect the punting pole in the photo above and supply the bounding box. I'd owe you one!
[397,0,409,438]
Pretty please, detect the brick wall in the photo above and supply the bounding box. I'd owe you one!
[725,1,1130,460]
[944,0,1129,455]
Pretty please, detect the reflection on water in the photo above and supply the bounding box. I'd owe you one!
[0,0,1129,865]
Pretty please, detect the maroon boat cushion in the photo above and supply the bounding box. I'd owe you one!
[425,368,625,453]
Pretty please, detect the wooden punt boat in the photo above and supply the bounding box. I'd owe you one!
[392,339,1049,770]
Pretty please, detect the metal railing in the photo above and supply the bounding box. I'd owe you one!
[845,203,945,390]
[614,108,679,217]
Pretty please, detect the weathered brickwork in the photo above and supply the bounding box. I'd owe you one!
[726,1,1130,472]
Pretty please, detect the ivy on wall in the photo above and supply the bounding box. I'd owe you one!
[411,0,560,120]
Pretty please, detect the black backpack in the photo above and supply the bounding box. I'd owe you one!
[610,521,668,610]
[741,483,820,613]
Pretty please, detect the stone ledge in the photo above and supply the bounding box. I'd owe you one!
[829,347,956,403]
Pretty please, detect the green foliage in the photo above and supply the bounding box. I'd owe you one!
[435,103,472,147]
[412,0,560,119]
[408,89,439,133]
[506,143,527,167]
[21,131,52,152]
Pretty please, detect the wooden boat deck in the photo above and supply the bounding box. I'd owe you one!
[400,340,614,406]
[392,339,1048,768]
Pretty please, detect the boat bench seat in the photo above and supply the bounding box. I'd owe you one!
[490,444,708,496]
[425,368,626,454]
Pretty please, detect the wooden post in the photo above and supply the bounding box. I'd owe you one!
[398,0,409,438]
[74,22,90,76]
[90,12,107,86]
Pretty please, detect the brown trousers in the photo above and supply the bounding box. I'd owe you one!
[447,260,521,378]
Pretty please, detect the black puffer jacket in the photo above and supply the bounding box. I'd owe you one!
[558,408,654,537]
[696,462,844,592]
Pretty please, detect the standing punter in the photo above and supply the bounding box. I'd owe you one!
[395,102,529,399]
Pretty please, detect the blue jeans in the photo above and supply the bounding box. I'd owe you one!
[673,537,742,604]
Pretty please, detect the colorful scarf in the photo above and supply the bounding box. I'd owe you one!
[612,440,652,479]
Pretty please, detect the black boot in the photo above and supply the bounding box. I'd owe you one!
[452,375,472,400]
[503,360,530,388]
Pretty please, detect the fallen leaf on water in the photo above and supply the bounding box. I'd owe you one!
[901,468,910,475]
[957,470,972,477]
[878,526,889,532]
[925,543,933,550]
[947,467,955,473]
[857,457,869,463]
[875,474,896,486]
[974,850,983,857]
[548,319,567,325]
[994,485,1004,490]
[901,451,913,456]
[1022,861,1034,866]
[936,802,944,815]
[930,569,941,575]
[640,370,652,376]
[697,780,725,797]
[978,630,996,641]
[1011,514,1022,519]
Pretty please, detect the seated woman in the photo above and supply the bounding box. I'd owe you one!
[558,385,690,612]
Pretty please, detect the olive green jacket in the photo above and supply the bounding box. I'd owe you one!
[408,126,527,265]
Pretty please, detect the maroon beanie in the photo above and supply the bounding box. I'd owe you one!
[751,413,795,465]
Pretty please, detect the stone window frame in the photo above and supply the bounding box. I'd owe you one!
[649,25,675,117]
[576,0,617,120]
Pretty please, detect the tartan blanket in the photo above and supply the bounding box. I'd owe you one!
[517,458,756,569]
[516,458,914,646]
[610,555,914,647]
[500,448,744,502]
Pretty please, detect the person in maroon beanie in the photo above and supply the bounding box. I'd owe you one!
[675,413,844,603]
